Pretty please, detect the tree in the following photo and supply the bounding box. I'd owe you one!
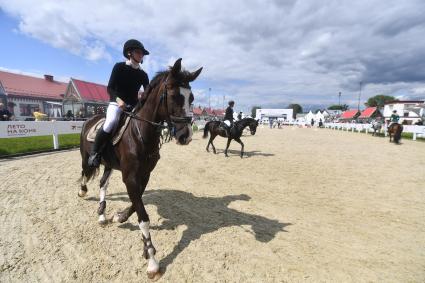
[251,106,261,118]
[365,95,396,108]
[328,104,349,111]
[288,104,303,119]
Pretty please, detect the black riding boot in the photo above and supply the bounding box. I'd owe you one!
[88,128,110,168]
[225,126,231,138]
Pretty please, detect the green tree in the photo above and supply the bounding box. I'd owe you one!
[251,106,261,118]
[328,104,349,111]
[288,104,303,119]
[365,95,396,108]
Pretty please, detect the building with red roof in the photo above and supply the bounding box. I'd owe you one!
[339,109,361,122]
[358,107,382,122]
[0,70,67,120]
[63,78,110,118]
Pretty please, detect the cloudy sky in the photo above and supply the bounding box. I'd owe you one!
[1,0,425,112]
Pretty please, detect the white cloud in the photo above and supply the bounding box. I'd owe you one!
[1,0,425,110]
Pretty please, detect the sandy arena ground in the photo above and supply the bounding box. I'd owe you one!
[1,126,425,282]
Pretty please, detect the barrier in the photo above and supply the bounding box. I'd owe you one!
[323,123,425,140]
[0,121,85,149]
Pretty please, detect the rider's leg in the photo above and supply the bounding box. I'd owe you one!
[88,102,121,168]
[224,120,231,137]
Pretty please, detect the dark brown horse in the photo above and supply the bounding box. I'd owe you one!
[203,117,259,158]
[388,123,403,144]
[78,58,202,279]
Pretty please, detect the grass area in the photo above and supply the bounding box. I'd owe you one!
[0,134,80,156]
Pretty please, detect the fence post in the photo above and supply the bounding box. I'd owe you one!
[413,132,417,141]
[53,133,59,149]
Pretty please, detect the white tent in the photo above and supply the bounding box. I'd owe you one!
[304,111,315,125]
[314,111,325,123]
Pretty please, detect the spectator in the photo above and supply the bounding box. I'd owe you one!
[0,103,12,121]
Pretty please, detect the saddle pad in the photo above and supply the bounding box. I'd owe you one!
[86,116,131,145]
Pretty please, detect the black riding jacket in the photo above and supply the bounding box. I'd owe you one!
[224,106,234,121]
[107,62,149,107]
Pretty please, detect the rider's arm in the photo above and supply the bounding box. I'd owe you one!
[107,63,124,103]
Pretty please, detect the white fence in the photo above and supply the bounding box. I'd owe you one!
[0,121,85,149]
[323,123,425,140]
[279,121,425,141]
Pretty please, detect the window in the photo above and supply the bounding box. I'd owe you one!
[19,103,40,116]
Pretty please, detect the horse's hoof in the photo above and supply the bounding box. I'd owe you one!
[112,213,126,223]
[112,213,121,223]
[78,190,87,197]
[98,214,108,226]
[147,270,162,281]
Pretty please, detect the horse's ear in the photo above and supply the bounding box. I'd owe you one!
[188,67,203,82]
[171,58,182,76]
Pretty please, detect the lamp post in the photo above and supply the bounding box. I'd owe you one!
[338,92,341,107]
[358,82,362,111]
[208,88,211,109]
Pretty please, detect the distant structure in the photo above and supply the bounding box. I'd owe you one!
[255,108,293,124]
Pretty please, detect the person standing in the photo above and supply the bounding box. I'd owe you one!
[0,103,12,121]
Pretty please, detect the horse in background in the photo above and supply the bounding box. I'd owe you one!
[371,119,383,136]
[388,123,403,144]
[203,117,259,158]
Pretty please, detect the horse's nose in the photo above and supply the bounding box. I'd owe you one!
[176,125,192,145]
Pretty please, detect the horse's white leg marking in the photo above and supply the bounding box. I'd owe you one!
[98,176,110,223]
[139,221,160,274]
[78,175,88,197]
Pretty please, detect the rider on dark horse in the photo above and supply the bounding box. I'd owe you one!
[223,100,235,137]
[388,110,400,130]
[88,39,150,168]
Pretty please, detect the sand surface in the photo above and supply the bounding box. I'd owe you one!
[1,127,424,282]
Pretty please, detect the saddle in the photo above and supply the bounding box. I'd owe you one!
[87,113,131,145]
[219,122,235,137]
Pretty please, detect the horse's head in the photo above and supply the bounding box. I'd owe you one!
[248,119,259,135]
[156,58,202,145]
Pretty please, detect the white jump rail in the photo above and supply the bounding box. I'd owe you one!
[324,123,425,140]
[0,121,85,149]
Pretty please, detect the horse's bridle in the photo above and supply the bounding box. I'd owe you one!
[124,75,192,137]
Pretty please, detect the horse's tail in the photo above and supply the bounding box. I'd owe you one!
[78,118,99,184]
[203,122,211,138]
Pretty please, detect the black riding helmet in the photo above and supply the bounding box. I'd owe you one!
[123,39,149,59]
[228,100,235,106]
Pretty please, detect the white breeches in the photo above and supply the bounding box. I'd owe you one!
[103,102,122,133]
[224,120,231,127]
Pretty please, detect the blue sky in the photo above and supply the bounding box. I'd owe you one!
[1,1,425,113]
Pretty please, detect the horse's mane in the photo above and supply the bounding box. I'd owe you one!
[135,68,193,112]
[134,70,169,112]
[235,117,256,124]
